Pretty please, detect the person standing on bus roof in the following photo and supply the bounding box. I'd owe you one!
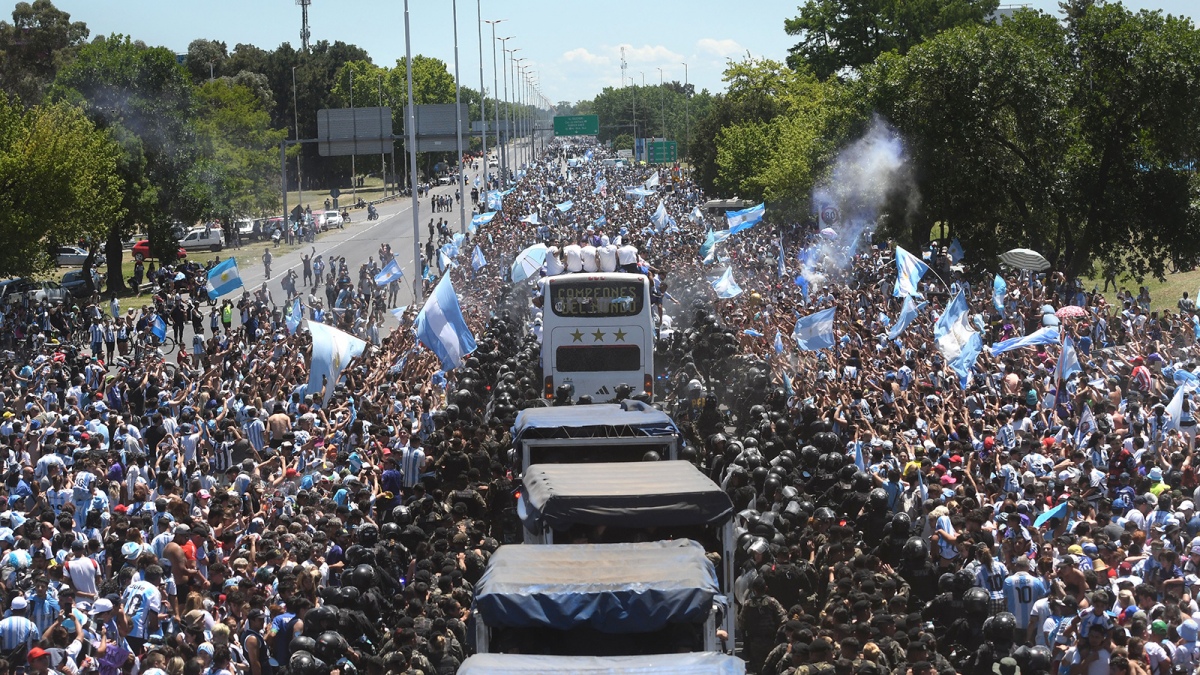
[545,246,566,276]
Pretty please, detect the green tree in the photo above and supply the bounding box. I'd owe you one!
[784,0,999,79]
[861,4,1200,278]
[0,93,123,278]
[184,38,228,83]
[191,79,287,242]
[0,0,88,105]
[52,35,200,289]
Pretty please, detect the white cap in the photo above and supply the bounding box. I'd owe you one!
[10,597,27,610]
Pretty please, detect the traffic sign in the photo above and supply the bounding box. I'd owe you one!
[553,115,600,136]
[647,140,677,164]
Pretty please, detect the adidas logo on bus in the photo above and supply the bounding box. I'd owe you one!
[595,386,610,395]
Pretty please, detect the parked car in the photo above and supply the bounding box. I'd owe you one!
[55,246,104,267]
[236,218,254,239]
[322,211,344,229]
[0,279,68,305]
[61,270,102,298]
[179,227,225,252]
[131,240,188,262]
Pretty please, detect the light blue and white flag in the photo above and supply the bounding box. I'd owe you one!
[726,203,765,234]
[651,201,672,230]
[471,211,498,229]
[689,206,703,223]
[373,258,404,286]
[700,229,731,264]
[743,328,764,338]
[934,290,982,387]
[990,326,1060,355]
[777,237,787,279]
[643,171,660,189]
[473,175,480,187]
[151,315,167,341]
[774,331,785,355]
[205,258,243,300]
[795,275,810,302]
[438,248,456,271]
[593,177,607,195]
[893,246,929,297]
[949,238,965,264]
[520,212,539,225]
[993,274,1007,317]
[594,215,607,227]
[1166,380,1199,432]
[712,266,742,298]
[1055,335,1082,382]
[793,307,836,351]
[1075,404,1096,446]
[307,321,367,404]
[556,200,573,212]
[413,273,478,371]
[286,297,303,334]
[471,246,487,270]
[888,295,920,340]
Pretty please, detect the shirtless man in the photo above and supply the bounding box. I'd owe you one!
[163,524,203,611]
[267,404,292,450]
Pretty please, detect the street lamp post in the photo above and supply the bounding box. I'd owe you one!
[657,67,665,144]
[681,62,689,159]
[476,2,487,189]
[512,58,526,168]
[403,0,422,302]
[292,66,303,209]
[498,37,513,181]
[508,49,522,177]
[451,0,466,234]
[485,20,506,193]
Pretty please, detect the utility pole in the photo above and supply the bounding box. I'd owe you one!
[485,19,506,194]
[452,0,467,234]
[378,73,386,196]
[292,66,303,208]
[657,67,665,143]
[349,68,356,203]
[477,1,487,190]
[404,0,422,302]
[681,62,689,159]
[498,36,513,182]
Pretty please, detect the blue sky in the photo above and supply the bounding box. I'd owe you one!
[50,0,1198,105]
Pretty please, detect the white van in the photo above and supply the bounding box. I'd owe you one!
[179,227,225,252]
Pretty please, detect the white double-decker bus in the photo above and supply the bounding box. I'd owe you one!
[539,272,654,402]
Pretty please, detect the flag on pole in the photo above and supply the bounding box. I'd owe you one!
[308,322,367,404]
[413,273,478,371]
[934,290,982,387]
[643,171,660,189]
[889,295,920,340]
[438,249,456,271]
[700,229,730,264]
[373,258,404,286]
[793,307,836,351]
[205,258,243,300]
[389,306,409,322]
[712,267,742,298]
[471,246,487,270]
[689,206,703,223]
[726,203,765,234]
[893,246,929,297]
[777,237,787,279]
[1075,404,1096,446]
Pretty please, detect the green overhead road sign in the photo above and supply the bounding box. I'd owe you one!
[648,140,677,164]
[553,115,600,136]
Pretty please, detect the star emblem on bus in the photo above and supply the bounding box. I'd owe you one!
[570,329,584,342]
[613,329,627,342]
[591,329,605,342]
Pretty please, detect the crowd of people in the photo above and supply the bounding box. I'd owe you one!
[0,136,1192,675]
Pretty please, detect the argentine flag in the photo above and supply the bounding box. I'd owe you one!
[205,258,243,300]
[556,200,573,212]
[286,297,303,334]
[151,315,168,341]
[712,267,742,298]
[414,273,478,370]
[471,246,487,270]
[373,258,404,286]
[307,322,367,404]
[893,246,929,297]
[793,307,836,351]
[726,203,765,234]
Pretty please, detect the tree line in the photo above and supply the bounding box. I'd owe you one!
[678,0,1200,281]
[0,0,519,290]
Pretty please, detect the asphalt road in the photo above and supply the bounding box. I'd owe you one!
[153,140,530,356]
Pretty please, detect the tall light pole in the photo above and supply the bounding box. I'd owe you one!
[476,2,487,189]
[681,61,689,160]
[508,48,522,175]
[512,57,526,168]
[348,68,356,203]
[498,36,513,181]
[404,0,422,302]
[485,20,505,193]
[451,0,466,234]
[657,67,665,143]
[292,66,303,209]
